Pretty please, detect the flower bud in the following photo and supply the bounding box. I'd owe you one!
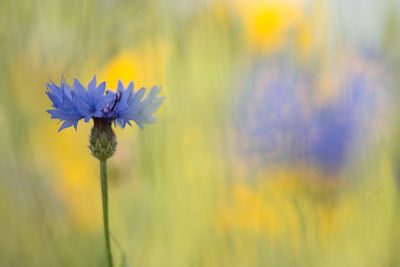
[89,118,117,160]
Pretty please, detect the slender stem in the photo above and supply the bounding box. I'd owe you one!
[100,160,113,267]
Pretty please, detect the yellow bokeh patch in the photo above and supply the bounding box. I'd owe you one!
[99,42,169,91]
[235,1,304,53]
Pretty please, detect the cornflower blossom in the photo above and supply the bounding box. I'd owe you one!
[46,75,166,132]
[46,75,165,267]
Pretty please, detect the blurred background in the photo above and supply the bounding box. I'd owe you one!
[1,0,400,266]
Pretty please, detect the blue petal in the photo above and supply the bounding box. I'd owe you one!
[58,120,74,132]
[73,79,88,100]
[96,81,106,99]
[117,80,124,92]
[87,75,97,100]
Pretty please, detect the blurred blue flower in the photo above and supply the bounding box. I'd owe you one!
[236,63,309,164]
[46,76,166,131]
[307,75,376,171]
[236,63,378,173]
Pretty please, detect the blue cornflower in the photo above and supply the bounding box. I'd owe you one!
[46,75,166,160]
[46,76,166,132]
[46,76,166,266]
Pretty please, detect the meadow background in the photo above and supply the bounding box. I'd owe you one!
[1,0,400,266]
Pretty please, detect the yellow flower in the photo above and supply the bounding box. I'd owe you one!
[235,1,302,52]
[99,42,169,91]
[232,0,314,57]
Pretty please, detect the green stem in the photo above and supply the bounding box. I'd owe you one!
[100,160,113,267]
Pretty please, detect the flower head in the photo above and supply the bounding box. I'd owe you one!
[236,62,379,174]
[46,76,166,131]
